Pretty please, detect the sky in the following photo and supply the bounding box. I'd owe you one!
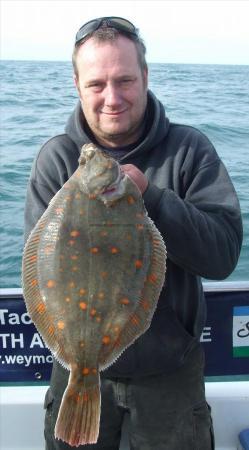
[1,0,249,65]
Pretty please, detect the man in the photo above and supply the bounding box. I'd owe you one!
[24,17,243,450]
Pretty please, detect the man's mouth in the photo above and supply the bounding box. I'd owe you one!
[101,109,127,116]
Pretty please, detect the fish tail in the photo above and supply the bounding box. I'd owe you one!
[54,374,101,446]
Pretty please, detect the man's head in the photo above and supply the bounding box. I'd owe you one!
[73,17,147,78]
[72,17,148,148]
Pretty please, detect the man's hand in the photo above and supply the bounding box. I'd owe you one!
[121,164,148,194]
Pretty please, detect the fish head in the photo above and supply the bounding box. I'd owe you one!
[79,143,127,204]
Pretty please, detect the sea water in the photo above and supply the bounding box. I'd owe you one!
[0,60,248,287]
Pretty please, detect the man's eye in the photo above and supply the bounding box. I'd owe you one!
[87,83,103,89]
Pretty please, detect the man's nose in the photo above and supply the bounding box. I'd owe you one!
[104,84,122,108]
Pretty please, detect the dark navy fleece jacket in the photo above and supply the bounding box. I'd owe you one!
[24,90,243,384]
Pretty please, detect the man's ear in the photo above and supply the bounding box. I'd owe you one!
[73,74,80,95]
[143,67,148,89]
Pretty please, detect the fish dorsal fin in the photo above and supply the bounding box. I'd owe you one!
[22,173,83,366]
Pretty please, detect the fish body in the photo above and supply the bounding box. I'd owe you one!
[22,143,166,446]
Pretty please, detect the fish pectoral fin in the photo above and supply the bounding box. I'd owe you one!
[55,370,101,446]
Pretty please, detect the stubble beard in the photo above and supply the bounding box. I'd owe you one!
[93,112,147,147]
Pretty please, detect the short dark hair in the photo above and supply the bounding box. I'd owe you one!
[72,26,147,79]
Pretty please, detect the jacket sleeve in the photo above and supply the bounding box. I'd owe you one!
[143,134,243,281]
[24,138,70,243]
[24,177,55,243]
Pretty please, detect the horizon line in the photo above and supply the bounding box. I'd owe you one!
[1,58,249,67]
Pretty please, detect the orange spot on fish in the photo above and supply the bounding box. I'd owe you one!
[31,279,38,287]
[114,326,120,333]
[79,341,84,348]
[127,195,135,204]
[90,308,97,317]
[110,247,119,254]
[72,266,78,272]
[57,321,65,330]
[47,279,56,288]
[92,368,97,375]
[70,255,78,260]
[100,271,108,279]
[70,230,80,238]
[131,314,139,326]
[102,336,111,345]
[79,288,86,296]
[96,316,101,323]
[29,255,37,263]
[69,281,75,289]
[75,193,81,199]
[79,302,87,310]
[120,297,130,305]
[36,303,46,314]
[147,273,157,284]
[135,260,143,269]
[98,292,105,300]
[82,367,90,376]
[90,247,99,254]
[141,299,150,310]
[136,223,144,230]
[68,240,75,246]
[65,296,71,303]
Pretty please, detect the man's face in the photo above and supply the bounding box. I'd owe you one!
[74,35,148,148]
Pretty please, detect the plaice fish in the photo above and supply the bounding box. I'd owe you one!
[22,143,166,447]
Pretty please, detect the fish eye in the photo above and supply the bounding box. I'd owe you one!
[78,154,86,166]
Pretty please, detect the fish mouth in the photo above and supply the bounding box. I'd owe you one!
[100,169,125,200]
[102,169,124,195]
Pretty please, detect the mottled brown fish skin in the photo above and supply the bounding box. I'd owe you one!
[22,143,166,446]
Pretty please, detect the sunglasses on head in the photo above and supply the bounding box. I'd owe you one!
[75,16,138,45]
